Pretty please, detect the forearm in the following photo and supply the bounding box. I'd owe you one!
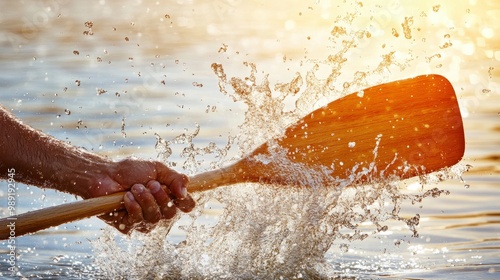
[0,106,110,198]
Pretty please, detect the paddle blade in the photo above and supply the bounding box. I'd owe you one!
[244,74,465,186]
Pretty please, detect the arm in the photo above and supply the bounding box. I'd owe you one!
[0,105,110,197]
[0,105,195,234]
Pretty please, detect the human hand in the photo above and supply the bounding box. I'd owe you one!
[0,105,195,234]
[87,158,195,234]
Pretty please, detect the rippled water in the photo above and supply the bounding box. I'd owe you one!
[1,1,499,279]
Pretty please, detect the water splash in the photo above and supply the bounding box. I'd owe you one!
[92,168,465,279]
[92,82,468,277]
[92,3,469,278]
[154,124,234,172]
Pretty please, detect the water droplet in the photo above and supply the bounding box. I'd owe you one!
[339,243,349,253]
[402,16,413,39]
[52,255,64,263]
[392,28,399,37]
[64,109,71,115]
[96,88,107,95]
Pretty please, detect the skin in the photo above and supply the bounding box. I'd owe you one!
[0,105,195,234]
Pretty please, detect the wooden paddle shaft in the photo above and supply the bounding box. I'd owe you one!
[0,192,124,240]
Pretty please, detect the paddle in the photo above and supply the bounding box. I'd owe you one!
[0,74,465,239]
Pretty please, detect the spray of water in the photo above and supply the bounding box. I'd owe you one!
[91,60,467,278]
[92,5,468,279]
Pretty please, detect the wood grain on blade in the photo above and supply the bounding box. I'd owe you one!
[246,74,465,185]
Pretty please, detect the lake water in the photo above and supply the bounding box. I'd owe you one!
[0,1,499,279]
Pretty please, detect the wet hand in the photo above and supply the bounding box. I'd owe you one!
[106,180,194,233]
[90,159,195,234]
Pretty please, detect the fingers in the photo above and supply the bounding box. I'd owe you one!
[146,181,176,219]
[99,185,158,235]
[123,191,143,224]
[154,162,195,212]
[130,184,162,223]
[174,194,196,213]
[109,181,180,234]
[154,162,190,199]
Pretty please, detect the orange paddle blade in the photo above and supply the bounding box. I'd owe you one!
[233,74,465,186]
